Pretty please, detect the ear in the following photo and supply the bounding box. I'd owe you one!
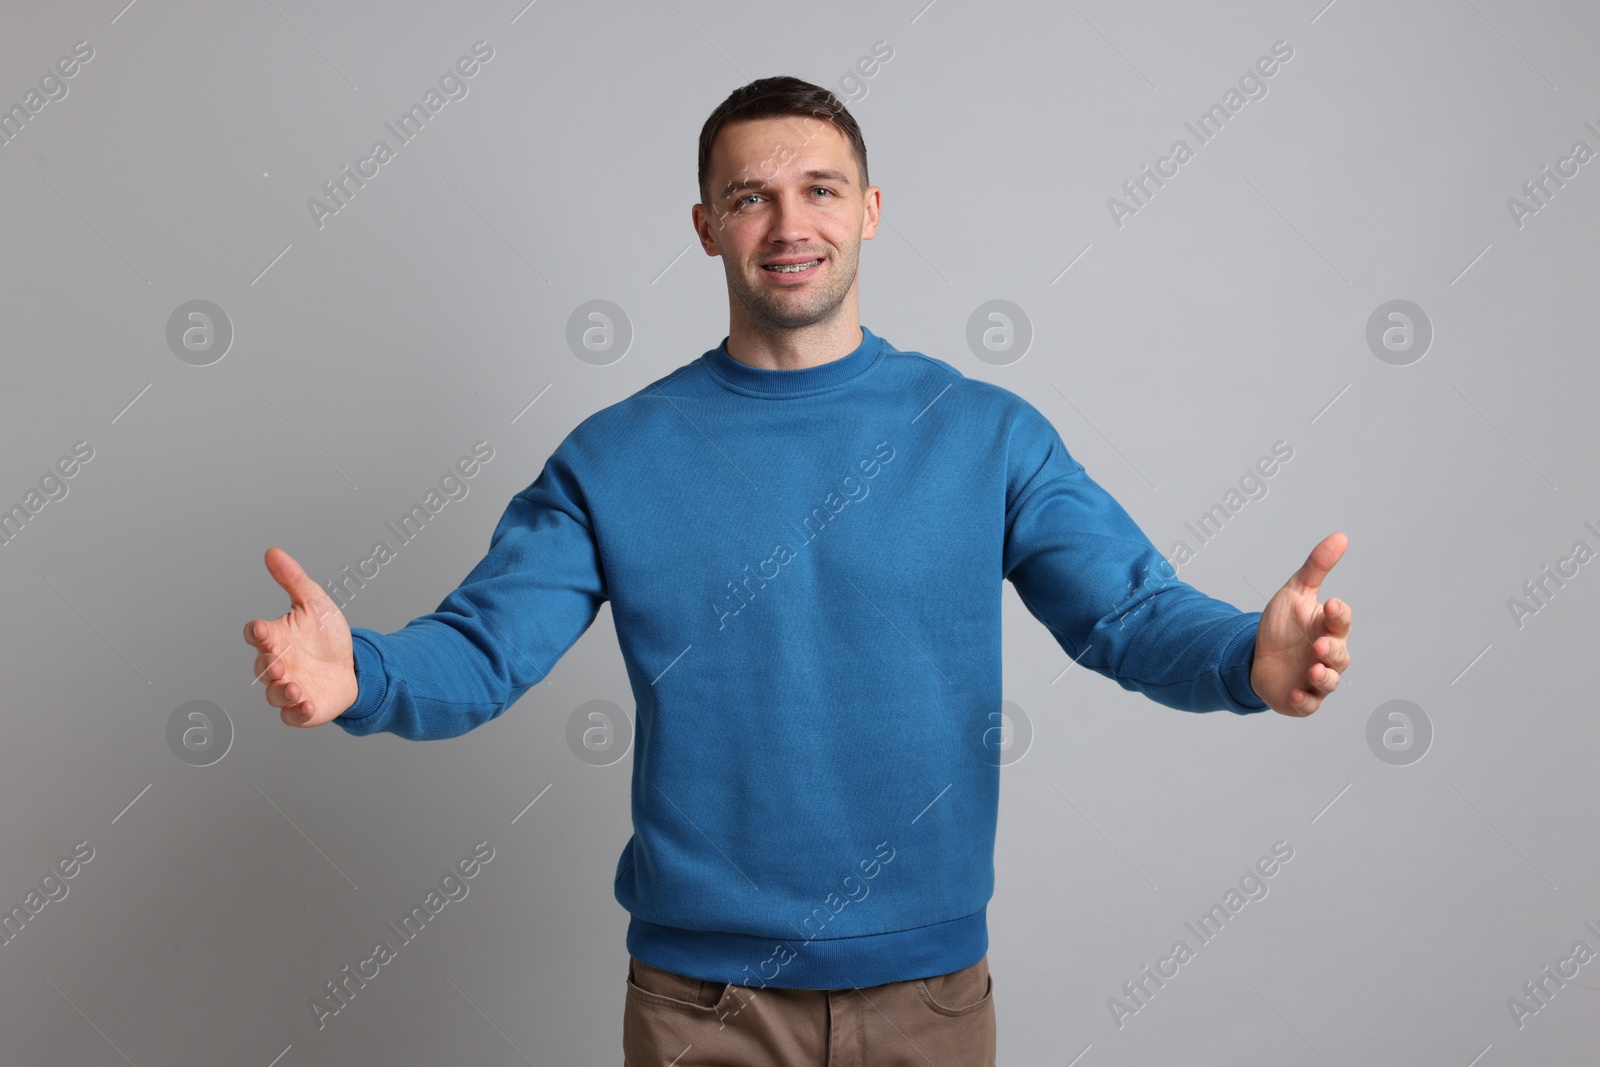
[861,186,882,240]
[691,201,724,255]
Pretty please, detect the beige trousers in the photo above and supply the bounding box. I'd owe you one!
[622,952,996,1066]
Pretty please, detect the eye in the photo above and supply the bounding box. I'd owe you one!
[812,187,835,197]
[737,193,762,206]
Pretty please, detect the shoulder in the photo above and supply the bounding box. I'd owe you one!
[549,359,705,455]
[887,337,1084,490]
[880,339,1060,439]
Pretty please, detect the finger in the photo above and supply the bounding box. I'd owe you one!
[1323,597,1352,639]
[264,546,323,612]
[253,646,290,686]
[1290,531,1349,595]
[1307,663,1340,696]
[1315,634,1350,673]
[265,679,304,709]
[1288,687,1321,715]
[281,702,315,727]
[244,618,272,650]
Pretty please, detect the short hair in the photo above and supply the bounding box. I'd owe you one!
[697,75,868,206]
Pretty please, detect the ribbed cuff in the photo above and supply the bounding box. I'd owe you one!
[339,629,388,723]
[1218,613,1269,714]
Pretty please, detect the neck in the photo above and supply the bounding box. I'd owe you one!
[724,299,864,372]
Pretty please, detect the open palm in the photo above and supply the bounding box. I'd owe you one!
[243,547,358,727]
[1248,532,1352,717]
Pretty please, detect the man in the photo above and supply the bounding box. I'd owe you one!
[245,76,1352,1066]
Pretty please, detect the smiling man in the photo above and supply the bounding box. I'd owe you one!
[693,109,873,367]
[245,76,1352,1066]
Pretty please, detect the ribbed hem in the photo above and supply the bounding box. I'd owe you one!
[625,906,987,988]
[701,325,886,398]
[1218,613,1269,713]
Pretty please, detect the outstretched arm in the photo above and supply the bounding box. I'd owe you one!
[333,452,609,740]
[1005,460,1269,715]
[1002,397,1352,717]
[245,440,608,741]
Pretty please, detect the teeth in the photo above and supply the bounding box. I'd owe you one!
[765,259,819,272]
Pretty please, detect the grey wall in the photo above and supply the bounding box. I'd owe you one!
[2,1,1596,1064]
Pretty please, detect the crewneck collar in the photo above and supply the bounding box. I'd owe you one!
[702,325,886,398]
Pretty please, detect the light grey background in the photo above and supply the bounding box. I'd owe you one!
[2,0,1596,1064]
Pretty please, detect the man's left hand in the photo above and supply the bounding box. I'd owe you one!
[1249,531,1352,717]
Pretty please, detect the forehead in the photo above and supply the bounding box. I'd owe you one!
[710,115,854,179]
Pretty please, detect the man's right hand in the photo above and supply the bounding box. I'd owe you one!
[244,547,358,728]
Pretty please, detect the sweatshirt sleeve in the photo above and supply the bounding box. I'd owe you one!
[334,439,608,739]
[1001,399,1267,715]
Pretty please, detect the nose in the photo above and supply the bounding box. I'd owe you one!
[767,189,814,246]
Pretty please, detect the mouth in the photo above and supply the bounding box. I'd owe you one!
[761,257,823,276]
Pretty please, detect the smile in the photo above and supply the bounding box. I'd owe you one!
[762,259,821,274]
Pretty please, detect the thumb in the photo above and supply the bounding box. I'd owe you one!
[1290,531,1348,594]
[263,547,324,611]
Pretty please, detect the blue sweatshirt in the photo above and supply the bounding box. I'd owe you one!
[335,324,1268,988]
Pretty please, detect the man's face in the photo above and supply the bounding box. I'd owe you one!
[694,115,880,331]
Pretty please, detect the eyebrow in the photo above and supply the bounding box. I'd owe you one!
[719,168,853,200]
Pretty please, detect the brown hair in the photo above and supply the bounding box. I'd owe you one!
[697,76,868,208]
